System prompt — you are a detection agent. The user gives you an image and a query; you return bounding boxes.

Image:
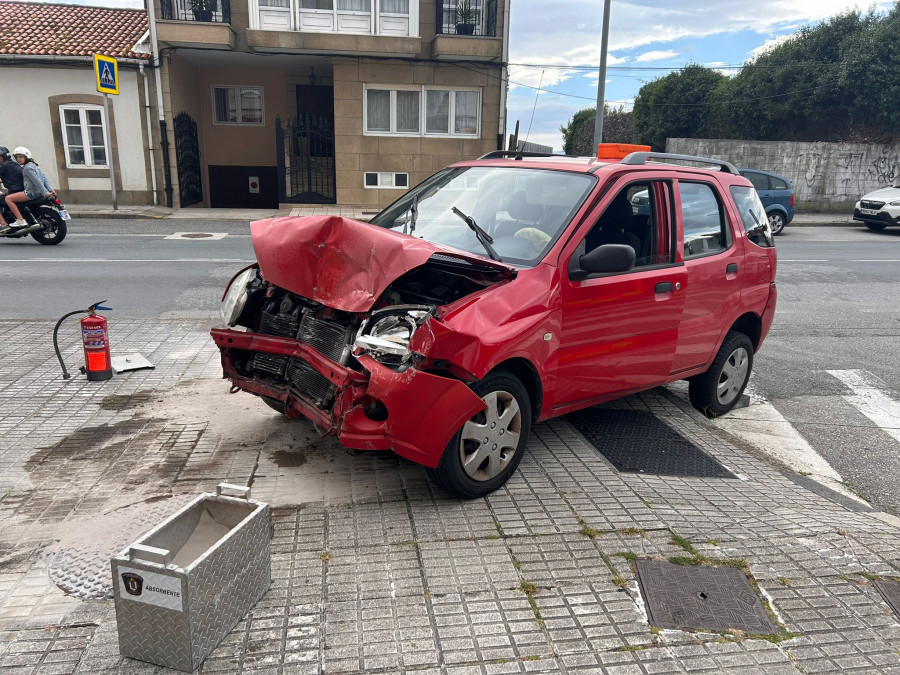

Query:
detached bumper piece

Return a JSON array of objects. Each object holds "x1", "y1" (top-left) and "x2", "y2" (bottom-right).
[{"x1": 211, "y1": 328, "x2": 485, "y2": 468}]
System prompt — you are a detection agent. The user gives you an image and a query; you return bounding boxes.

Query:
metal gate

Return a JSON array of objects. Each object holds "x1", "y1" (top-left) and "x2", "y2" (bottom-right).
[
  {"x1": 276, "y1": 85, "x2": 336, "y2": 205},
  {"x1": 174, "y1": 112, "x2": 202, "y2": 207}
]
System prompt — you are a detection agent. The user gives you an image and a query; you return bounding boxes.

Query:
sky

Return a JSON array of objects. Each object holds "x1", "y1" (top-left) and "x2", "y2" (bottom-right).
[
  {"x1": 40, "y1": 0, "x2": 894, "y2": 151},
  {"x1": 506, "y1": 0, "x2": 895, "y2": 151}
]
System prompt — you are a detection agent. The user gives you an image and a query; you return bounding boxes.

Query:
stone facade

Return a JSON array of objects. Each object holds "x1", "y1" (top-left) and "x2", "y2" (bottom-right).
[{"x1": 667, "y1": 138, "x2": 900, "y2": 211}]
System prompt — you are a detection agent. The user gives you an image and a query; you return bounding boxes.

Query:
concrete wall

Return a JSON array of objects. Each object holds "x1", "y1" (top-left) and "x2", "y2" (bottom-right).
[
  {"x1": 0, "y1": 63, "x2": 152, "y2": 204},
  {"x1": 667, "y1": 138, "x2": 900, "y2": 212}
]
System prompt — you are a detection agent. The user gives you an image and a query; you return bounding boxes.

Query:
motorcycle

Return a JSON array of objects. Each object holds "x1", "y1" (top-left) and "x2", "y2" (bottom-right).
[{"x1": 0, "y1": 193, "x2": 70, "y2": 245}]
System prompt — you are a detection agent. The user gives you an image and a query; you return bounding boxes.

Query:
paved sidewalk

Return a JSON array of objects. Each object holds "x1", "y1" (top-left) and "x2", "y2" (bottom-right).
[{"x1": 1, "y1": 320, "x2": 899, "y2": 674}]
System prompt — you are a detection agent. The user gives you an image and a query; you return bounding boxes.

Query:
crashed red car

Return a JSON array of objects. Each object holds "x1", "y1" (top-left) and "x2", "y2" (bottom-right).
[{"x1": 211, "y1": 147, "x2": 777, "y2": 497}]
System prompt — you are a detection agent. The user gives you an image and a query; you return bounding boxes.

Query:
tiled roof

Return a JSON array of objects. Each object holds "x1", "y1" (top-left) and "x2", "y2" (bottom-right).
[{"x1": 0, "y1": 1, "x2": 149, "y2": 60}]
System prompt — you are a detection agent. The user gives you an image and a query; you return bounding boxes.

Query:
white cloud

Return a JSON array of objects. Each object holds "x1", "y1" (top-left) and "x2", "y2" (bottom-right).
[
  {"x1": 634, "y1": 50, "x2": 679, "y2": 63},
  {"x1": 748, "y1": 33, "x2": 798, "y2": 60}
]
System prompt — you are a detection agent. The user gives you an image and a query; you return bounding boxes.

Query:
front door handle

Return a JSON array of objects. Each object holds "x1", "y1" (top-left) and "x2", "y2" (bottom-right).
[
  {"x1": 726, "y1": 263, "x2": 738, "y2": 274},
  {"x1": 655, "y1": 281, "x2": 674, "y2": 293}
]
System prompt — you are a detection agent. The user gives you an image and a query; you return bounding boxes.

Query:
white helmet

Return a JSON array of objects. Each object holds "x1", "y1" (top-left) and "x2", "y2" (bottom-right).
[{"x1": 12, "y1": 146, "x2": 31, "y2": 160}]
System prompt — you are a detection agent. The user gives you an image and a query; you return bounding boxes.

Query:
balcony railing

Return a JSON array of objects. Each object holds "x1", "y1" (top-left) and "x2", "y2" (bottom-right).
[
  {"x1": 436, "y1": 0, "x2": 497, "y2": 37},
  {"x1": 160, "y1": 0, "x2": 231, "y2": 23}
]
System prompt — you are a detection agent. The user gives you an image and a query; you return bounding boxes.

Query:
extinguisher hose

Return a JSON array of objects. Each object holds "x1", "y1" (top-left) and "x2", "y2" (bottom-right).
[{"x1": 53, "y1": 310, "x2": 87, "y2": 380}]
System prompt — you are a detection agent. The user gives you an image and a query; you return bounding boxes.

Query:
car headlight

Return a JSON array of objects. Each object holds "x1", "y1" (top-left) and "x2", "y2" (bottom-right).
[
  {"x1": 353, "y1": 305, "x2": 433, "y2": 368},
  {"x1": 220, "y1": 267, "x2": 255, "y2": 326},
  {"x1": 890, "y1": 200, "x2": 900, "y2": 206}
]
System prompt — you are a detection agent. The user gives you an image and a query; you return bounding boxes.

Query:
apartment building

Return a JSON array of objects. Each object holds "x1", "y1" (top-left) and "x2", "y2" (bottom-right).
[{"x1": 154, "y1": 0, "x2": 509, "y2": 209}]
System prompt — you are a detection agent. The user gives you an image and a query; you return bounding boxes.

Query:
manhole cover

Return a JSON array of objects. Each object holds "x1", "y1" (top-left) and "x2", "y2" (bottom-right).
[
  {"x1": 874, "y1": 578, "x2": 900, "y2": 619},
  {"x1": 181, "y1": 232, "x2": 213, "y2": 238},
  {"x1": 635, "y1": 559, "x2": 775, "y2": 633},
  {"x1": 566, "y1": 408, "x2": 736, "y2": 478}
]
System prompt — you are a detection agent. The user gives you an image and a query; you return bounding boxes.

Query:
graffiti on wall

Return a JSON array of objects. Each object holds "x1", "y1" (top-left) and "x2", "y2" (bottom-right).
[{"x1": 668, "y1": 139, "x2": 900, "y2": 209}]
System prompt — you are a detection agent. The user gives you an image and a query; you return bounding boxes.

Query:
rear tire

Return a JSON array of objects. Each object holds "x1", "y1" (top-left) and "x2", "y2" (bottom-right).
[
  {"x1": 30, "y1": 209, "x2": 67, "y2": 245},
  {"x1": 865, "y1": 222, "x2": 887, "y2": 232},
  {"x1": 428, "y1": 371, "x2": 531, "y2": 499},
  {"x1": 768, "y1": 211, "x2": 785, "y2": 235},
  {"x1": 689, "y1": 331, "x2": 754, "y2": 418}
]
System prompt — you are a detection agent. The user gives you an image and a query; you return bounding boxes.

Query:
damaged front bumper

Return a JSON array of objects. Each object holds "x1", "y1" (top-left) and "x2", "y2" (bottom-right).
[{"x1": 210, "y1": 327, "x2": 485, "y2": 468}]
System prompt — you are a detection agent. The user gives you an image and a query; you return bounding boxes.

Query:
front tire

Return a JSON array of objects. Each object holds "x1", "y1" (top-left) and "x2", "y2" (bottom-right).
[
  {"x1": 261, "y1": 395, "x2": 286, "y2": 414},
  {"x1": 768, "y1": 211, "x2": 785, "y2": 235},
  {"x1": 30, "y1": 209, "x2": 67, "y2": 245},
  {"x1": 428, "y1": 371, "x2": 531, "y2": 499},
  {"x1": 689, "y1": 331, "x2": 754, "y2": 418},
  {"x1": 865, "y1": 222, "x2": 887, "y2": 232}
]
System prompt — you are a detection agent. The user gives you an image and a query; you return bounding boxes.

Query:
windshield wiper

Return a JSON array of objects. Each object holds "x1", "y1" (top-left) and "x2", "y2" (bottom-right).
[
  {"x1": 405, "y1": 191, "x2": 419, "y2": 235},
  {"x1": 451, "y1": 206, "x2": 500, "y2": 261}
]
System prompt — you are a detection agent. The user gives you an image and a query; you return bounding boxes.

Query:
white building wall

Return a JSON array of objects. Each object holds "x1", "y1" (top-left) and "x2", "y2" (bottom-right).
[{"x1": 0, "y1": 63, "x2": 148, "y2": 193}]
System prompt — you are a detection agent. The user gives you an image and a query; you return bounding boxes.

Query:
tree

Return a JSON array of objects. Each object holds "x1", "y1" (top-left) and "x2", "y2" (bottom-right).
[
  {"x1": 559, "y1": 105, "x2": 635, "y2": 156},
  {"x1": 632, "y1": 64, "x2": 726, "y2": 151}
]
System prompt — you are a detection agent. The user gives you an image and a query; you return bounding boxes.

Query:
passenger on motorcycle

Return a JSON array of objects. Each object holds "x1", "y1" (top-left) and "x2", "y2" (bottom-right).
[{"x1": 1, "y1": 147, "x2": 55, "y2": 232}]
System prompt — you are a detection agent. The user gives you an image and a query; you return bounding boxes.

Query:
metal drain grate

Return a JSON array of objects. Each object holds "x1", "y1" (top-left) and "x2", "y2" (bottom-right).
[
  {"x1": 874, "y1": 578, "x2": 900, "y2": 619},
  {"x1": 566, "y1": 408, "x2": 735, "y2": 478},
  {"x1": 636, "y1": 559, "x2": 775, "y2": 633}
]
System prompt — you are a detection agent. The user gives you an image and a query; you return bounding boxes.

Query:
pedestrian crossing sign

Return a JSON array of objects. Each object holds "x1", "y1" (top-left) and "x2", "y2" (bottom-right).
[{"x1": 93, "y1": 54, "x2": 119, "y2": 95}]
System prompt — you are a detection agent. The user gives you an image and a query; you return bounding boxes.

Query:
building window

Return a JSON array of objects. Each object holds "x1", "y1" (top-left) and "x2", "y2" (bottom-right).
[
  {"x1": 60, "y1": 105, "x2": 108, "y2": 168},
  {"x1": 365, "y1": 172, "x2": 409, "y2": 188},
  {"x1": 212, "y1": 86, "x2": 265, "y2": 125},
  {"x1": 364, "y1": 85, "x2": 479, "y2": 137}
]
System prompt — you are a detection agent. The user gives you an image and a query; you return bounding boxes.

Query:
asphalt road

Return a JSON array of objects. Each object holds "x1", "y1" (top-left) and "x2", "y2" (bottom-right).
[{"x1": 2, "y1": 218, "x2": 900, "y2": 514}]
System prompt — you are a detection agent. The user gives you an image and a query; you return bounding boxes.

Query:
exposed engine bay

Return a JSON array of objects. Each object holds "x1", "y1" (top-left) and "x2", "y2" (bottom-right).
[{"x1": 225, "y1": 255, "x2": 508, "y2": 412}]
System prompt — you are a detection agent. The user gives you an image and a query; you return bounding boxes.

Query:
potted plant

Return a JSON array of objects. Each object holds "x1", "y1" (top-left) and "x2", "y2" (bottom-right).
[
  {"x1": 190, "y1": 0, "x2": 217, "y2": 22},
  {"x1": 455, "y1": 0, "x2": 476, "y2": 35}
]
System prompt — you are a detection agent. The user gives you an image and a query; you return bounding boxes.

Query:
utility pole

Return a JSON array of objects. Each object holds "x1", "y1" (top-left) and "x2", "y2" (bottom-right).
[{"x1": 593, "y1": 0, "x2": 612, "y2": 149}]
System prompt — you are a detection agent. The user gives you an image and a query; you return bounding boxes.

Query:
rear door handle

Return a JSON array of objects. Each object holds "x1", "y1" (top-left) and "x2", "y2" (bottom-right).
[
  {"x1": 655, "y1": 282, "x2": 674, "y2": 293},
  {"x1": 726, "y1": 263, "x2": 738, "y2": 274}
]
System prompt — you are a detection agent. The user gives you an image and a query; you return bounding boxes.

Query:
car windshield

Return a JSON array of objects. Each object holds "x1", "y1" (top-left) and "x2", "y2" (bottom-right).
[{"x1": 369, "y1": 166, "x2": 596, "y2": 265}]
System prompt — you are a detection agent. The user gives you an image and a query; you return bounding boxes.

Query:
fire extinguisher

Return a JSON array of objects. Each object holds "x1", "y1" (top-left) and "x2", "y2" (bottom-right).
[{"x1": 53, "y1": 300, "x2": 113, "y2": 380}]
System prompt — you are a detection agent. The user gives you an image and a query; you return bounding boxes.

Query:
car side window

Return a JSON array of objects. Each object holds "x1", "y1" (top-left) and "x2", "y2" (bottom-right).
[
  {"x1": 679, "y1": 182, "x2": 729, "y2": 258},
  {"x1": 742, "y1": 172, "x2": 770, "y2": 190},
  {"x1": 770, "y1": 176, "x2": 788, "y2": 190},
  {"x1": 569, "y1": 181, "x2": 674, "y2": 278}
]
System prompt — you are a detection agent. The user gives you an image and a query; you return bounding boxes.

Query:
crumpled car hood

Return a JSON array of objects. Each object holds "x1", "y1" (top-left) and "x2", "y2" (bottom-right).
[{"x1": 250, "y1": 215, "x2": 515, "y2": 313}]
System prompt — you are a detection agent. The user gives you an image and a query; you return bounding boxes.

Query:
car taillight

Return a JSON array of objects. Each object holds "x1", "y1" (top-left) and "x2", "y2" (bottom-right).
[{"x1": 790, "y1": 194, "x2": 795, "y2": 208}]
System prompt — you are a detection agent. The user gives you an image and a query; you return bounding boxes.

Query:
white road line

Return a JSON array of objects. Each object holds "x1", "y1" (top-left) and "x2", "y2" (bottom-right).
[
  {"x1": 826, "y1": 370, "x2": 900, "y2": 444},
  {"x1": 0, "y1": 258, "x2": 254, "y2": 263}
]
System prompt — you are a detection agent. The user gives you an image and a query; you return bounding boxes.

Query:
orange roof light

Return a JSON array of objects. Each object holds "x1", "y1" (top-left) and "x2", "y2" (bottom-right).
[{"x1": 597, "y1": 143, "x2": 651, "y2": 160}]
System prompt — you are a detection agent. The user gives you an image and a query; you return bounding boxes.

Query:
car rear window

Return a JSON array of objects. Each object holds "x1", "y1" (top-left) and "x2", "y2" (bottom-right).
[
  {"x1": 730, "y1": 185, "x2": 774, "y2": 248},
  {"x1": 770, "y1": 176, "x2": 788, "y2": 190}
]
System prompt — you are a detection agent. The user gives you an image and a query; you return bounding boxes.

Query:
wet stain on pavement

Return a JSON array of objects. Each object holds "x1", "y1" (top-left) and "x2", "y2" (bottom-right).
[
  {"x1": 270, "y1": 449, "x2": 307, "y2": 468},
  {"x1": 99, "y1": 392, "x2": 159, "y2": 411}
]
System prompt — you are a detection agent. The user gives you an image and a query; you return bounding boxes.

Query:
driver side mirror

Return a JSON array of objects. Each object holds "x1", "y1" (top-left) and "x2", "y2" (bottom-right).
[{"x1": 576, "y1": 244, "x2": 635, "y2": 276}]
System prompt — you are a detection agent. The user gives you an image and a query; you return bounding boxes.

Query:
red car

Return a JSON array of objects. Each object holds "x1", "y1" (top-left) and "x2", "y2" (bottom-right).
[{"x1": 212, "y1": 146, "x2": 777, "y2": 497}]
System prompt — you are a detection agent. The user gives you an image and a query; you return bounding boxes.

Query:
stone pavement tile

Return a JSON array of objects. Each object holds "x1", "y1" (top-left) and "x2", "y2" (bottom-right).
[
  {"x1": 324, "y1": 543, "x2": 423, "y2": 601},
  {"x1": 419, "y1": 539, "x2": 519, "y2": 596},
  {"x1": 409, "y1": 495, "x2": 499, "y2": 542}
]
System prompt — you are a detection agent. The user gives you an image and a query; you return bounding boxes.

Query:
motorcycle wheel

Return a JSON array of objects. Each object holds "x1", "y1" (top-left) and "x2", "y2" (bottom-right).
[{"x1": 30, "y1": 208, "x2": 67, "y2": 245}]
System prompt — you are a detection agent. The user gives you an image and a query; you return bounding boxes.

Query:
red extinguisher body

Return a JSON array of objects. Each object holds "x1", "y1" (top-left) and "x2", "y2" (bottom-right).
[{"x1": 81, "y1": 313, "x2": 113, "y2": 381}]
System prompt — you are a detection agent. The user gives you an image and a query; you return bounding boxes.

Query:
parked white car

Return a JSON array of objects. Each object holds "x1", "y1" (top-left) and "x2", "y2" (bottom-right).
[{"x1": 853, "y1": 184, "x2": 900, "y2": 231}]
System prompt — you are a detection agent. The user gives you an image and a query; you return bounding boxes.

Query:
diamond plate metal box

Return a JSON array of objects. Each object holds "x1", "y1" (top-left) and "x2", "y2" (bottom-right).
[{"x1": 111, "y1": 484, "x2": 271, "y2": 672}]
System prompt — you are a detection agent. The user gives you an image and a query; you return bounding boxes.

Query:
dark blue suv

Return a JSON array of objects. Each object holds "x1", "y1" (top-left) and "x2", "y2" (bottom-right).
[{"x1": 738, "y1": 168, "x2": 795, "y2": 235}]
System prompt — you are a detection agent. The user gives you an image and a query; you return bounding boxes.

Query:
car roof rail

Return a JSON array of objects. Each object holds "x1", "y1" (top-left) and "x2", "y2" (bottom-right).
[
  {"x1": 477, "y1": 150, "x2": 560, "y2": 160},
  {"x1": 620, "y1": 152, "x2": 739, "y2": 175}
]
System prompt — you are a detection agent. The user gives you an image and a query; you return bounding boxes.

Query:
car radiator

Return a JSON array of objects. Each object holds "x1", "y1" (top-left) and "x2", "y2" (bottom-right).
[{"x1": 249, "y1": 302, "x2": 353, "y2": 409}]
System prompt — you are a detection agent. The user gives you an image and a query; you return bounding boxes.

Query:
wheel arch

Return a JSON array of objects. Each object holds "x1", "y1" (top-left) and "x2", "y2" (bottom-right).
[
  {"x1": 729, "y1": 312, "x2": 762, "y2": 351},
  {"x1": 489, "y1": 357, "x2": 543, "y2": 422}
]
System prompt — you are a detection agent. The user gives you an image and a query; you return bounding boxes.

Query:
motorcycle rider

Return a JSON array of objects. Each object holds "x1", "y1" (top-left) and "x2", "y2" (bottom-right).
[
  {"x1": 1, "y1": 146, "x2": 55, "y2": 232},
  {"x1": 0, "y1": 144, "x2": 25, "y2": 210}
]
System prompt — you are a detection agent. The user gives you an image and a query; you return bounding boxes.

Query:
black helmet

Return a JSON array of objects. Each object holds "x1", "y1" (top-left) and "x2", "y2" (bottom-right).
[{"x1": 0, "y1": 146, "x2": 8, "y2": 159}]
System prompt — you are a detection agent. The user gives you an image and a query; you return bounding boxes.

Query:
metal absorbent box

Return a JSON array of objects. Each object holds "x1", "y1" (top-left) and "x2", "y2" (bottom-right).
[{"x1": 111, "y1": 484, "x2": 271, "y2": 672}]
